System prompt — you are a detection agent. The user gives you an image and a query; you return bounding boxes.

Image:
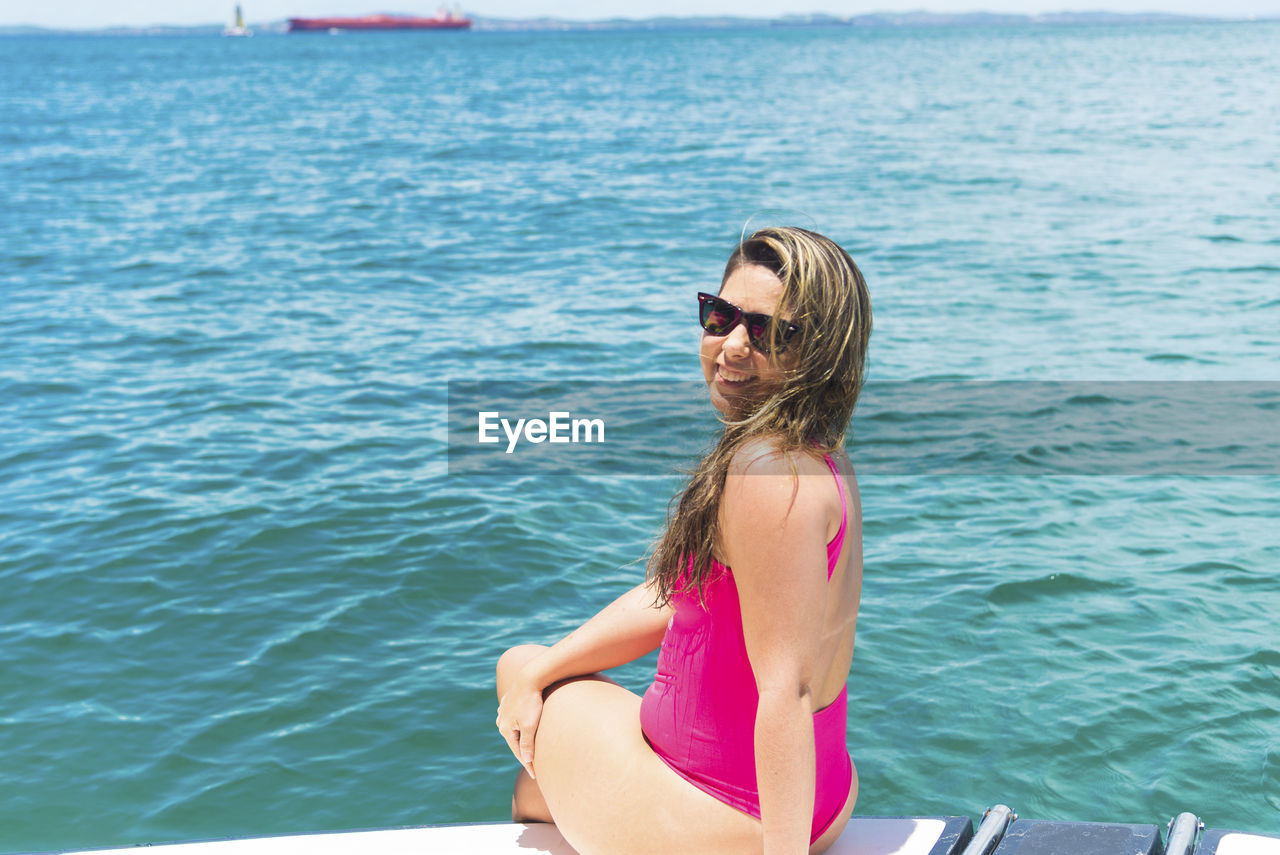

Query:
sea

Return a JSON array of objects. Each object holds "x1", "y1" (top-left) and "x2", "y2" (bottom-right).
[{"x1": 1, "y1": 20, "x2": 1278, "y2": 853}]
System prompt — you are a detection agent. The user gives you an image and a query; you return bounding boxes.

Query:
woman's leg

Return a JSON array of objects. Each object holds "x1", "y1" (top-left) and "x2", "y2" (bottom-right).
[
  {"x1": 496, "y1": 645, "x2": 555, "y2": 821},
  {"x1": 495, "y1": 644, "x2": 762, "y2": 855},
  {"x1": 511, "y1": 768, "x2": 551, "y2": 823},
  {"x1": 495, "y1": 644, "x2": 645, "y2": 824}
]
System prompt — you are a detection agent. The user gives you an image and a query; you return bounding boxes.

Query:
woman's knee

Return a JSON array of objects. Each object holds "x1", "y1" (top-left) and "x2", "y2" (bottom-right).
[{"x1": 496, "y1": 644, "x2": 548, "y2": 699}]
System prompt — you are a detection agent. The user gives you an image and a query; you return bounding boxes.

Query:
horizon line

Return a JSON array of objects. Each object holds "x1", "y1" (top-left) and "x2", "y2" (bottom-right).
[{"x1": 3, "y1": 8, "x2": 1276, "y2": 33}]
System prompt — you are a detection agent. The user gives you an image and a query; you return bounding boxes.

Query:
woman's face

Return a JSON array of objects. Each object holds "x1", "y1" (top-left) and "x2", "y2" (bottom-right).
[{"x1": 700, "y1": 263, "x2": 796, "y2": 416}]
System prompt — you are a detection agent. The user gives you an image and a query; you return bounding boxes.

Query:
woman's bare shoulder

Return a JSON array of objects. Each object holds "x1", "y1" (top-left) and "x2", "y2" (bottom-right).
[
  {"x1": 727, "y1": 436, "x2": 831, "y2": 480},
  {"x1": 722, "y1": 439, "x2": 835, "y2": 529}
]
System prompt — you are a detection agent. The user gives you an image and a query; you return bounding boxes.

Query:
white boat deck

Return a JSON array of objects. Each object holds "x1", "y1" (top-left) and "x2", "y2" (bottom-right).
[
  {"x1": 1214, "y1": 834, "x2": 1280, "y2": 855},
  {"x1": 28, "y1": 815, "x2": 1279, "y2": 855},
  {"x1": 35, "y1": 817, "x2": 952, "y2": 855}
]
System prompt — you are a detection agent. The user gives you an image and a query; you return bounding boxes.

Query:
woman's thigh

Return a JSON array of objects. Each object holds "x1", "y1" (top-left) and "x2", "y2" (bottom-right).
[
  {"x1": 496, "y1": 646, "x2": 856, "y2": 855},
  {"x1": 531, "y1": 675, "x2": 763, "y2": 855}
]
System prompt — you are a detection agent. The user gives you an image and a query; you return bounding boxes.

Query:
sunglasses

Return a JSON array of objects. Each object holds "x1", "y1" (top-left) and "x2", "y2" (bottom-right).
[{"x1": 697, "y1": 292, "x2": 801, "y2": 354}]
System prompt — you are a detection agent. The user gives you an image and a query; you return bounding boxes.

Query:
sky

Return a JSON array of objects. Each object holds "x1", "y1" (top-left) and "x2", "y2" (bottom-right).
[{"x1": 2, "y1": 0, "x2": 1277, "y2": 30}]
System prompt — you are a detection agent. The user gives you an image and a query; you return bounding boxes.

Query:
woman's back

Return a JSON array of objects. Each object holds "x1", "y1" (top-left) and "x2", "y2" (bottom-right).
[{"x1": 639, "y1": 449, "x2": 862, "y2": 844}]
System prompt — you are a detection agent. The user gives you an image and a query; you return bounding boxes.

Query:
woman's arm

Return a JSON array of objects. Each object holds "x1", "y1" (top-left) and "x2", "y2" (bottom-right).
[
  {"x1": 722, "y1": 449, "x2": 832, "y2": 855},
  {"x1": 497, "y1": 580, "x2": 672, "y2": 776},
  {"x1": 520, "y1": 579, "x2": 672, "y2": 688}
]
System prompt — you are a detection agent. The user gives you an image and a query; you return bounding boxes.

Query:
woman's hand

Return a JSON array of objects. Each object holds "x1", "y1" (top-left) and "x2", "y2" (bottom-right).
[
  {"x1": 493, "y1": 580, "x2": 673, "y2": 779},
  {"x1": 496, "y1": 669, "x2": 544, "y2": 779}
]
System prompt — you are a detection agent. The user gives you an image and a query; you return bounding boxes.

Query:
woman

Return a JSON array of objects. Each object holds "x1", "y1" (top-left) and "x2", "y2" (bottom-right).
[{"x1": 495, "y1": 226, "x2": 872, "y2": 855}]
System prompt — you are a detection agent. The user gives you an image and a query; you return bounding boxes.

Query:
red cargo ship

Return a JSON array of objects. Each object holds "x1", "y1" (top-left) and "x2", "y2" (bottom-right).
[{"x1": 287, "y1": 12, "x2": 471, "y2": 31}]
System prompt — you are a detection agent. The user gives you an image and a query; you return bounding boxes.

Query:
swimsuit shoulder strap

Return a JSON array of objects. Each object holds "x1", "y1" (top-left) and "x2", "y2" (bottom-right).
[{"x1": 822, "y1": 453, "x2": 848, "y2": 580}]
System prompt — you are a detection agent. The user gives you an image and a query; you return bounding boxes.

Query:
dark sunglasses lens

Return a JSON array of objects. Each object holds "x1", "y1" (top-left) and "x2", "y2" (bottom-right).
[
  {"x1": 700, "y1": 298, "x2": 736, "y2": 335},
  {"x1": 745, "y1": 315, "x2": 771, "y2": 349}
]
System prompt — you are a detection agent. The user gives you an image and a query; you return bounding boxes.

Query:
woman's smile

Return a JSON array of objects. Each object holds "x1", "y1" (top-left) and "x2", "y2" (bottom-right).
[{"x1": 714, "y1": 365, "x2": 757, "y2": 385}]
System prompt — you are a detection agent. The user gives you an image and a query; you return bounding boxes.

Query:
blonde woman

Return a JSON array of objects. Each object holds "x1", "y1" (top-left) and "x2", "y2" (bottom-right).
[{"x1": 496, "y1": 227, "x2": 872, "y2": 855}]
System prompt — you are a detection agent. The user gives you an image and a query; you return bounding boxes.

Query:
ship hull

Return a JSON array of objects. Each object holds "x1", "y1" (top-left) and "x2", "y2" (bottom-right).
[{"x1": 287, "y1": 15, "x2": 471, "y2": 31}]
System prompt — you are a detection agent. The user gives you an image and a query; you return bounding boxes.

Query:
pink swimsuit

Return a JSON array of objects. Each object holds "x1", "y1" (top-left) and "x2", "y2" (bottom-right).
[{"x1": 639, "y1": 454, "x2": 854, "y2": 844}]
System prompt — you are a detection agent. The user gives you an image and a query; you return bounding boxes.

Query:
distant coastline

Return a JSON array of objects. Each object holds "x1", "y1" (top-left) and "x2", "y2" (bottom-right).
[{"x1": 1, "y1": 10, "x2": 1274, "y2": 37}]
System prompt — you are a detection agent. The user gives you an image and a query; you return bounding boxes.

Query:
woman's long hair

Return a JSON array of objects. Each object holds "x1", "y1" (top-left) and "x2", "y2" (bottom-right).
[{"x1": 647, "y1": 226, "x2": 872, "y2": 606}]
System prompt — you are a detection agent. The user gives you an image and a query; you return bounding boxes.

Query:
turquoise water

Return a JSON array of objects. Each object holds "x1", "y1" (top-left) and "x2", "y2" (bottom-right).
[{"x1": 2, "y1": 22, "x2": 1279, "y2": 852}]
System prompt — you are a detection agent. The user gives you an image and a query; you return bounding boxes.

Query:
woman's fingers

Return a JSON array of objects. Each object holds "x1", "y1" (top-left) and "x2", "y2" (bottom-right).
[
  {"x1": 510, "y1": 701, "x2": 539, "y2": 778},
  {"x1": 518, "y1": 716, "x2": 537, "y2": 777},
  {"x1": 496, "y1": 690, "x2": 541, "y2": 779},
  {"x1": 506, "y1": 725, "x2": 534, "y2": 778}
]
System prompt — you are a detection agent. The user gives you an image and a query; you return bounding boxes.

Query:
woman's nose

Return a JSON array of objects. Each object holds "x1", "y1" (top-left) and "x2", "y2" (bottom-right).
[{"x1": 723, "y1": 323, "x2": 753, "y2": 356}]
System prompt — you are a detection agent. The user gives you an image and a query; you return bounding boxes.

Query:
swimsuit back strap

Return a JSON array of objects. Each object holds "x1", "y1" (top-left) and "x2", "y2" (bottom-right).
[{"x1": 822, "y1": 454, "x2": 848, "y2": 579}]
